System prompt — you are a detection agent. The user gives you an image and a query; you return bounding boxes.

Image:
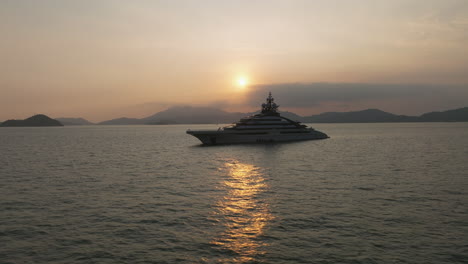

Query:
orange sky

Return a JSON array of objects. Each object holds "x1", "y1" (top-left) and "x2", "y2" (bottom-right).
[{"x1": 1, "y1": 0, "x2": 467, "y2": 122}]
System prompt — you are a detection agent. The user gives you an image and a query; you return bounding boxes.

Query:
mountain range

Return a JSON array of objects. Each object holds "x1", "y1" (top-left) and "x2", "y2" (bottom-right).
[
  {"x1": 63, "y1": 106, "x2": 467, "y2": 125},
  {"x1": 3, "y1": 106, "x2": 467, "y2": 126}
]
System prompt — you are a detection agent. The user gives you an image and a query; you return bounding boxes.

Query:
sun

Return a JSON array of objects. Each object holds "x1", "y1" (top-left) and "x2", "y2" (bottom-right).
[{"x1": 237, "y1": 77, "x2": 248, "y2": 88}]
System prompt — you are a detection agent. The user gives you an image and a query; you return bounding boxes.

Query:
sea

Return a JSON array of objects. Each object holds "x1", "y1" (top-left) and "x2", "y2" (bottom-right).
[{"x1": 1, "y1": 123, "x2": 467, "y2": 264}]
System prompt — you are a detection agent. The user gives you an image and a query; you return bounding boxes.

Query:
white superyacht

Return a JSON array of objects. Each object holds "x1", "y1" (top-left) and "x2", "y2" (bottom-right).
[{"x1": 186, "y1": 93, "x2": 329, "y2": 145}]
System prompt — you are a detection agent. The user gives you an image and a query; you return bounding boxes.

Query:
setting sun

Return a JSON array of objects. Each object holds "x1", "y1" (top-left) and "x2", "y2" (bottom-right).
[{"x1": 237, "y1": 77, "x2": 248, "y2": 88}]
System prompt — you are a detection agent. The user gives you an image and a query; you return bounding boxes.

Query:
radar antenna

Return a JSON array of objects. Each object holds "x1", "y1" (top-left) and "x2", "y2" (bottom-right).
[{"x1": 261, "y1": 92, "x2": 280, "y2": 115}]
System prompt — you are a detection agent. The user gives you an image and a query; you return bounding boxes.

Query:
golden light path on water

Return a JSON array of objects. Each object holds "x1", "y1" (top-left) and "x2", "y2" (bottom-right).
[{"x1": 211, "y1": 160, "x2": 273, "y2": 263}]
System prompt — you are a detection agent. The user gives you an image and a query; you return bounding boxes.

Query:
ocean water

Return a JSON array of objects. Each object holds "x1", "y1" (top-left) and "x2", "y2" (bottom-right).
[{"x1": 1, "y1": 123, "x2": 467, "y2": 264}]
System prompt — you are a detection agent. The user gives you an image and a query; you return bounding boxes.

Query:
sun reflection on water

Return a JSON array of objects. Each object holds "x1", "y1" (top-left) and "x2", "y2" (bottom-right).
[{"x1": 212, "y1": 160, "x2": 273, "y2": 263}]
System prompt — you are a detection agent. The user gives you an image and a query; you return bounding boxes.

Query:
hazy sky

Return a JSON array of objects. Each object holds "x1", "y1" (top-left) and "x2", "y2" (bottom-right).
[{"x1": 1, "y1": 0, "x2": 468, "y2": 121}]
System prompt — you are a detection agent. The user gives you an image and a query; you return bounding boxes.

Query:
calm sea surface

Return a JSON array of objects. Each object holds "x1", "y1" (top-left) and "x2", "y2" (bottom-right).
[{"x1": 1, "y1": 123, "x2": 467, "y2": 264}]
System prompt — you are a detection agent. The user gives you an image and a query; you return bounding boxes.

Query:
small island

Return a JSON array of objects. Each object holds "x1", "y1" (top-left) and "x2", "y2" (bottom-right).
[{"x1": 0, "y1": 114, "x2": 63, "y2": 127}]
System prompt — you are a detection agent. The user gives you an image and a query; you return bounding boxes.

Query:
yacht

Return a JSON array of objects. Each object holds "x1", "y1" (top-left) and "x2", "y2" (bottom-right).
[{"x1": 186, "y1": 92, "x2": 329, "y2": 145}]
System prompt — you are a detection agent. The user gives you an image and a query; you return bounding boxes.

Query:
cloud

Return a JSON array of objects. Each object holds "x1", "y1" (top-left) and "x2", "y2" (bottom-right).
[{"x1": 245, "y1": 82, "x2": 468, "y2": 109}]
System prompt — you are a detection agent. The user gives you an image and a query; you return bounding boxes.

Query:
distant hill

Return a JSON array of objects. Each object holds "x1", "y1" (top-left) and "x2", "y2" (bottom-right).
[
  {"x1": 1, "y1": 114, "x2": 63, "y2": 127},
  {"x1": 303, "y1": 108, "x2": 467, "y2": 123},
  {"x1": 143, "y1": 106, "x2": 246, "y2": 124},
  {"x1": 96, "y1": 106, "x2": 246, "y2": 125},
  {"x1": 98, "y1": 117, "x2": 145, "y2": 125},
  {"x1": 96, "y1": 106, "x2": 468, "y2": 125},
  {"x1": 56, "y1": 117, "x2": 94, "y2": 125},
  {"x1": 418, "y1": 107, "x2": 468, "y2": 122},
  {"x1": 303, "y1": 109, "x2": 416, "y2": 123}
]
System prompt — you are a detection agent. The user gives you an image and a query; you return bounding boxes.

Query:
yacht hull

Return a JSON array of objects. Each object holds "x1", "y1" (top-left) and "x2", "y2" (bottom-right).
[{"x1": 186, "y1": 129, "x2": 328, "y2": 145}]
